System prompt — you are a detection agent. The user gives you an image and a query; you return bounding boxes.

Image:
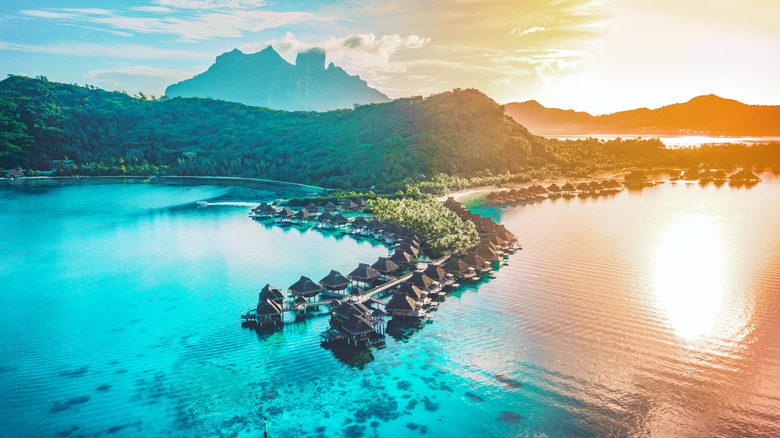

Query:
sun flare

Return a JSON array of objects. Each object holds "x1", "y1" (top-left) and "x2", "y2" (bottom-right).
[{"x1": 653, "y1": 215, "x2": 727, "y2": 340}]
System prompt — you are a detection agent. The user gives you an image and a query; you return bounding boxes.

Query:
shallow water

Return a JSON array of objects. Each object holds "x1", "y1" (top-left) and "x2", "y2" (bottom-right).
[{"x1": 1, "y1": 178, "x2": 779, "y2": 437}]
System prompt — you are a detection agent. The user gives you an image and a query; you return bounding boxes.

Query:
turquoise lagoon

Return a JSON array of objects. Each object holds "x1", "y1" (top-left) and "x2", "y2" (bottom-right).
[{"x1": 1, "y1": 178, "x2": 779, "y2": 437}]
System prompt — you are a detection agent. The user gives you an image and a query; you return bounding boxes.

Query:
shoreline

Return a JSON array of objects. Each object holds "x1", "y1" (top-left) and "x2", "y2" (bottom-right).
[{"x1": 1, "y1": 174, "x2": 326, "y2": 192}]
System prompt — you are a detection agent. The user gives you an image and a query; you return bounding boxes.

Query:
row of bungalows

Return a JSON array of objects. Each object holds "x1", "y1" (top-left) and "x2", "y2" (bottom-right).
[
  {"x1": 321, "y1": 299, "x2": 386, "y2": 346},
  {"x1": 483, "y1": 180, "x2": 625, "y2": 204},
  {"x1": 383, "y1": 263, "x2": 455, "y2": 318}
]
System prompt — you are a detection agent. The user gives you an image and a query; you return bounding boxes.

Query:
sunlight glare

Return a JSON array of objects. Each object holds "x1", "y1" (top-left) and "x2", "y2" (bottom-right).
[{"x1": 653, "y1": 215, "x2": 726, "y2": 340}]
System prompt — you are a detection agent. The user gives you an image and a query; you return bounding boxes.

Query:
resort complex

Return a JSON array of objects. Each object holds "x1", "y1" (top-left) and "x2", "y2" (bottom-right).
[{"x1": 240, "y1": 195, "x2": 521, "y2": 347}]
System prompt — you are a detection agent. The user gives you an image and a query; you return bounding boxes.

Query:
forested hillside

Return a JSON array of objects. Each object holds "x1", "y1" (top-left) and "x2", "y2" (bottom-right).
[
  {"x1": 0, "y1": 75, "x2": 546, "y2": 188},
  {"x1": 2, "y1": 75, "x2": 778, "y2": 189}
]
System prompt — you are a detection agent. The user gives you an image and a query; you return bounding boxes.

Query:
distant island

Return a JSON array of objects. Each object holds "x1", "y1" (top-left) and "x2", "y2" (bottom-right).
[
  {"x1": 165, "y1": 46, "x2": 390, "y2": 112},
  {"x1": 505, "y1": 95, "x2": 780, "y2": 136}
]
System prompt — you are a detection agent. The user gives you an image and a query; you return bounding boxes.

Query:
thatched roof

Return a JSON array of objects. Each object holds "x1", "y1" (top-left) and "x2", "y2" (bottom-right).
[
  {"x1": 423, "y1": 265, "x2": 447, "y2": 281},
  {"x1": 332, "y1": 300, "x2": 371, "y2": 320},
  {"x1": 350, "y1": 216, "x2": 370, "y2": 228},
  {"x1": 332, "y1": 213, "x2": 349, "y2": 225},
  {"x1": 443, "y1": 258, "x2": 469, "y2": 274},
  {"x1": 400, "y1": 244, "x2": 420, "y2": 257},
  {"x1": 293, "y1": 295, "x2": 308, "y2": 305},
  {"x1": 372, "y1": 257, "x2": 399, "y2": 275},
  {"x1": 348, "y1": 263, "x2": 380, "y2": 282},
  {"x1": 367, "y1": 219, "x2": 386, "y2": 230},
  {"x1": 397, "y1": 282, "x2": 423, "y2": 300},
  {"x1": 561, "y1": 183, "x2": 575, "y2": 192},
  {"x1": 389, "y1": 250, "x2": 414, "y2": 265},
  {"x1": 305, "y1": 202, "x2": 320, "y2": 213},
  {"x1": 386, "y1": 293, "x2": 417, "y2": 312},
  {"x1": 547, "y1": 183, "x2": 561, "y2": 192},
  {"x1": 355, "y1": 198, "x2": 367, "y2": 207},
  {"x1": 462, "y1": 252, "x2": 487, "y2": 268},
  {"x1": 476, "y1": 245, "x2": 499, "y2": 261},
  {"x1": 409, "y1": 272, "x2": 433, "y2": 290},
  {"x1": 729, "y1": 169, "x2": 761, "y2": 182},
  {"x1": 343, "y1": 314, "x2": 374, "y2": 335},
  {"x1": 323, "y1": 201, "x2": 339, "y2": 212},
  {"x1": 351, "y1": 287, "x2": 366, "y2": 296},
  {"x1": 259, "y1": 284, "x2": 285, "y2": 303},
  {"x1": 278, "y1": 207, "x2": 295, "y2": 218},
  {"x1": 293, "y1": 209, "x2": 312, "y2": 220},
  {"x1": 257, "y1": 298, "x2": 282, "y2": 317},
  {"x1": 341, "y1": 200, "x2": 359, "y2": 210},
  {"x1": 288, "y1": 276, "x2": 323, "y2": 297},
  {"x1": 576, "y1": 182, "x2": 590, "y2": 191},
  {"x1": 317, "y1": 211, "x2": 335, "y2": 222},
  {"x1": 319, "y1": 270, "x2": 349, "y2": 290},
  {"x1": 484, "y1": 233, "x2": 505, "y2": 246},
  {"x1": 255, "y1": 203, "x2": 277, "y2": 214}
]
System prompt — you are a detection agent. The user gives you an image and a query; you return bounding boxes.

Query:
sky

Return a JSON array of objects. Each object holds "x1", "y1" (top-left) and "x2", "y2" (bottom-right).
[{"x1": 1, "y1": 0, "x2": 778, "y2": 114}]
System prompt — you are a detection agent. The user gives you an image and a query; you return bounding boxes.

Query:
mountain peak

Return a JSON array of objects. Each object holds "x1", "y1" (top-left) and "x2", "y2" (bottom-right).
[
  {"x1": 165, "y1": 47, "x2": 390, "y2": 111},
  {"x1": 296, "y1": 48, "x2": 326, "y2": 72}
]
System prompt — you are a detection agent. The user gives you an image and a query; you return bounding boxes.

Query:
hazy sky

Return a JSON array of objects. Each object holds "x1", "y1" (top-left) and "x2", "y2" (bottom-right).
[{"x1": 1, "y1": 0, "x2": 778, "y2": 114}]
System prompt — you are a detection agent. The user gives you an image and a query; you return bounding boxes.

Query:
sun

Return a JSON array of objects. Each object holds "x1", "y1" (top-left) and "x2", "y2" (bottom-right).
[{"x1": 653, "y1": 214, "x2": 727, "y2": 340}]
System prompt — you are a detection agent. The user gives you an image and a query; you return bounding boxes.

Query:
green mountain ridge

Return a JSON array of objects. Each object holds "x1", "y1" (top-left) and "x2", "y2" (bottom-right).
[{"x1": 0, "y1": 75, "x2": 546, "y2": 188}]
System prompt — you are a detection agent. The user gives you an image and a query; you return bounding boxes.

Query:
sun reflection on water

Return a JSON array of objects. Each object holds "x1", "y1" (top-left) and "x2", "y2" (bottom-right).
[{"x1": 653, "y1": 214, "x2": 727, "y2": 340}]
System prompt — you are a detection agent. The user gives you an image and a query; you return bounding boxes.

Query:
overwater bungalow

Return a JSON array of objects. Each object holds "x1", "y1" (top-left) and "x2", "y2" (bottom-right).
[
  {"x1": 388, "y1": 250, "x2": 414, "y2": 267},
  {"x1": 292, "y1": 295, "x2": 308, "y2": 317},
  {"x1": 463, "y1": 252, "x2": 490, "y2": 273},
  {"x1": 560, "y1": 183, "x2": 576, "y2": 195},
  {"x1": 712, "y1": 170, "x2": 728, "y2": 181},
  {"x1": 349, "y1": 263, "x2": 381, "y2": 286},
  {"x1": 729, "y1": 168, "x2": 761, "y2": 183},
  {"x1": 305, "y1": 202, "x2": 320, "y2": 214},
  {"x1": 288, "y1": 276, "x2": 323, "y2": 300},
  {"x1": 372, "y1": 257, "x2": 400, "y2": 276},
  {"x1": 348, "y1": 216, "x2": 370, "y2": 234},
  {"x1": 320, "y1": 300, "x2": 385, "y2": 345},
  {"x1": 547, "y1": 183, "x2": 562, "y2": 196},
  {"x1": 319, "y1": 270, "x2": 350, "y2": 295},
  {"x1": 589, "y1": 181, "x2": 602, "y2": 194},
  {"x1": 408, "y1": 272, "x2": 434, "y2": 293},
  {"x1": 258, "y1": 284, "x2": 285, "y2": 305},
  {"x1": 323, "y1": 201, "x2": 339, "y2": 212},
  {"x1": 355, "y1": 198, "x2": 368, "y2": 208},
  {"x1": 255, "y1": 298, "x2": 283, "y2": 327},
  {"x1": 576, "y1": 182, "x2": 591, "y2": 194},
  {"x1": 684, "y1": 167, "x2": 701, "y2": 180},
  {"x1": 385, "y1": 293, "x2": 420, "y2": 317},
  {"x1": 332, "y1": 213, "x2": 350, "y2": 228},
  {"x1": 292, "y1": 208, "x2": 312, "y2": 224},
  {"x1": 443, "y1": 257, "x2": 474, "y2": 280},
  {"x1": 275, "y1": 207, "x2": 296, "y2": 224},
  {"x1": 341, "y1": 200, "x2": 359, "y2": 211},
  {"x1": 423, "y1": 265, "x2": 447, "y2": 282},
  {"x1": 367, "y1": 219, "x2": 386, "y2": 235},
  {"x1": 252, "y1": 202, "x2": 277, "y2": 218},
  {"x1": 399, "y1": 244, "x2": 420, "y2": 258},
  {"x1": 476, "y1": 244, "x2": 500, "y2": 262}
]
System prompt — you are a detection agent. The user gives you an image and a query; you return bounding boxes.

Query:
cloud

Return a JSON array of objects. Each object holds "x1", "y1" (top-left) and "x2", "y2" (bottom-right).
[
  {"x1": 85, "y1": 65, "x2": 196, "y2": 81},
  {"x1": 131, "y1": 6, "x2": 174, "y2": 13},
  {"x1": 155, "y1": 0, "x2": 266, "y2": 9},
  {"x1": 510, "y1": 26, "x2": 546, "y2": 37},
  {"x1": 0, "y1": 41, "x2": 205, "y2": 60},
  {"x1": 20, "y1": 7, "x2": 326, "y2": 41}
]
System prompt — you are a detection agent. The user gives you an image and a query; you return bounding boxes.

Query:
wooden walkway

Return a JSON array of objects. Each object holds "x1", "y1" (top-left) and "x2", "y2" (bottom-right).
[{"x1": 287, "y1": 253, "x2": 452, "y2": 310}]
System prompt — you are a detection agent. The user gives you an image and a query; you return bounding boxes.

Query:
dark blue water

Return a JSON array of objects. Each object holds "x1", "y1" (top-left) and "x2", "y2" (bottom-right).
[{"x1": 1, "y1": 178, "x2": 779, "y2": 437}]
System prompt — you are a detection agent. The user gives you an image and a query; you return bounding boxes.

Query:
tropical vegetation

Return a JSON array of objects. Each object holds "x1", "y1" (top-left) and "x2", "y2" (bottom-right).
[{"x1": 370, "y1": 196, "x2": 478, "y2": 257}]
